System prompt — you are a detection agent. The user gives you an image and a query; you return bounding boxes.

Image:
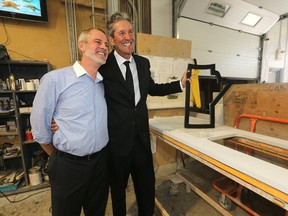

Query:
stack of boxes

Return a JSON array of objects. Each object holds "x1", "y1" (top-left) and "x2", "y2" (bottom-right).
[
  {"x1": 7, "y1": 120, "x2": 17, "y2": 132},
  {"x1": 0, "y1": 120, "x2": 17, "y2": 133}
]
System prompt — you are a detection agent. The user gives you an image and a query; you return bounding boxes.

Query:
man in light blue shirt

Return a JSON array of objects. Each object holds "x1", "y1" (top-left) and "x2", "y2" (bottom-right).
[{"x1": 30, "y1": 28, "x2": 109, "y2": 216}]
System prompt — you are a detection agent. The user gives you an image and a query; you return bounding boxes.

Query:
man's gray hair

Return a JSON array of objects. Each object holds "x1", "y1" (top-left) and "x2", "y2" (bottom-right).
[
  {"x1": 107, "y1": 12, "x2": 134, "y2": 37},
  {"x1": 78, "y1": 27, "x2": 106, "y2": 43}
]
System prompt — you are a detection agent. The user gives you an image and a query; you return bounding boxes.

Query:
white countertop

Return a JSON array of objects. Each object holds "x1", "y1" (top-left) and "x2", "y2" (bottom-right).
[{"x1": 149, "y1": 116, "x2": 288, "y2": 195}]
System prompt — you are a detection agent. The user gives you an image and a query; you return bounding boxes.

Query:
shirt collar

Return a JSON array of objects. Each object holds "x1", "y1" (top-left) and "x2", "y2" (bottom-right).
[
  {"x1": 73, "y1": 61, "x2": 103, "y2": 82},
  {"x1": 114, "y1": 50, "x2": 134, "y2": 66}
]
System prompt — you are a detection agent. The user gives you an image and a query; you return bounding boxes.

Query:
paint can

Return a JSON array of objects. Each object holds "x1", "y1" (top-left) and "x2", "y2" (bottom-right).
[
  {"x1": 42, "y1": 168, "x2": 49, "y2": 182},
  {"x1": 28, "y1": 166, "x2": 42, "y2": 186}
]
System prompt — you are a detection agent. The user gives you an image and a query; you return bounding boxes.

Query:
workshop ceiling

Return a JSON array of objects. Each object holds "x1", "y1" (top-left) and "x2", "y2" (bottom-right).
[{"x1": 178, "y1": 0, "x2": 288, "y2": 35}]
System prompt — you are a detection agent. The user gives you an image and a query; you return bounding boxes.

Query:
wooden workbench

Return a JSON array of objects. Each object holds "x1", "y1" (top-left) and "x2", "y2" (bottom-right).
[{"x1": 150, "y1": 116, "x2": 288, "y2": 214}]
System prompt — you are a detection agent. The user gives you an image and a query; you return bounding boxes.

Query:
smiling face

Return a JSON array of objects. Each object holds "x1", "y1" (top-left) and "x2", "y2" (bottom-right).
[
  {"x1": 109, "y1": 20, "x2": 135, "y2": 60},
  {"x1": 79, "y1": 29, "x2": 109, "y2": 65}
]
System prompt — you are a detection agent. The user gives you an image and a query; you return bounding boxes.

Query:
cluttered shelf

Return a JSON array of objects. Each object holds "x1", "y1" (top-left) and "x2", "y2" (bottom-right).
[
  {"x1": 1, "y1": 152, "x2": 50, "y2": 195},
  {"x1": 0, "y1": 60, "x2": 50, "y2": 192},
  {"x1": 0, "y1": 150, "x2": 49, "y2": 195},
  {"x1": 0, "y1": 169, "x2": 50, "y2": 196}
]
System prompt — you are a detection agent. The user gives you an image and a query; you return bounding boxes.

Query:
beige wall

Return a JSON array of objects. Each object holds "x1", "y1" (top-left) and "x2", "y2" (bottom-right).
[{"x1": 0, "y1": 0, "x2": 106, "y2": 69}]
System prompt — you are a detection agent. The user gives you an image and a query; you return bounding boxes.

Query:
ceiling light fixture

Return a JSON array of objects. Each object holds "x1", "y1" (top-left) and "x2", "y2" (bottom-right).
[
  {"x1": 205, "y1": 0, "x2": 231, "y2": 18},
  {"x1": 241, "y1": 12, "x2": 262, "y2": 27}
]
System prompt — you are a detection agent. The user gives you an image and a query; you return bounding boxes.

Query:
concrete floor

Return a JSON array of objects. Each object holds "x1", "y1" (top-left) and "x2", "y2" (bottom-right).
[{"x1": 0, "y1": 158, "x2": 286, "y2": 216}]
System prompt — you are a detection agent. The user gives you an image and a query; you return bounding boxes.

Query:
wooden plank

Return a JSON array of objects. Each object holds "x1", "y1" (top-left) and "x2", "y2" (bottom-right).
[
  {"x1": 223, "y1": 83, "x2": 288, "y2": 140},
  {"x1": 155, "y1": 198, "x2": 170, "y2": 216},
  {"x1": 230, "y1": 137, "x2": 288, "y2": 160},
  {"x1": 136, "y1": 33, "x2": 192, "y2": 58}
]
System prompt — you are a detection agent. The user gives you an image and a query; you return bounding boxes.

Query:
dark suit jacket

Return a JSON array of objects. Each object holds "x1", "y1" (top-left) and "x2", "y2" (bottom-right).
[{"x1": 99, "y1": 51, "x2": 182, "y2": 157}]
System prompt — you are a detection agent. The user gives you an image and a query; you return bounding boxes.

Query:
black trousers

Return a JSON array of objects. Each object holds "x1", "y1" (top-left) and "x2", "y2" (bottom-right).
[
  {"x1": 109, "y1": 134, "x2": 155, "y2": 216},
  {"x1": 48, "y1": 147, "x2": 109, "y2": 216}
]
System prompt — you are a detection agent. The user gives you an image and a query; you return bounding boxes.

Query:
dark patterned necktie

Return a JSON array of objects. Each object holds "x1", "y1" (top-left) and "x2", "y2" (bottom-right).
[{"x1": 124, "y1": 61, "x2": 134, "y2": 95}]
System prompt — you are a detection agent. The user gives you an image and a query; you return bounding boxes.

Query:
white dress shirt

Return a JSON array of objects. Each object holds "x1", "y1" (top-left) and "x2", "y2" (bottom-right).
[{"x1": 114, "y1": 51, "x2": 141, "y2": 105}]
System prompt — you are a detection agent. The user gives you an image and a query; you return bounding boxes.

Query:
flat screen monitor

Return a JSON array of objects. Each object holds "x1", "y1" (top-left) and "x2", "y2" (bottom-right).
[{"x1": 0, "y1": 0, "x2": 48, "y2": 23}]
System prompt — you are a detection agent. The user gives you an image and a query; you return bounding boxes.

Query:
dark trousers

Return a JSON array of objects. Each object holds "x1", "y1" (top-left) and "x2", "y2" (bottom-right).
[
  {"x1": 109, "y1": 134, "x2": 155, "y2": 216},
  {"x1": 47, "y1": 147, "x2": 109, "y2": 216}
]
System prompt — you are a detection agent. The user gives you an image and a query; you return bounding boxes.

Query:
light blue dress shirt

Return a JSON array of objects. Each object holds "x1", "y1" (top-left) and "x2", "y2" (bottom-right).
[{"x1": 30, "y1": 61, "x2": 108, "y2": 156}]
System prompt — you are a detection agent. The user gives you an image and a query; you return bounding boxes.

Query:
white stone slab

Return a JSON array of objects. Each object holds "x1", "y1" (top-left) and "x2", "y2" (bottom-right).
[{"x1": 149, "y1": 116, "x2": 288, "y2": 194}]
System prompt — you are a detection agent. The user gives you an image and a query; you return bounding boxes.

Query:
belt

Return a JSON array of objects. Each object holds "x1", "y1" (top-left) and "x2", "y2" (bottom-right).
[{"x1": 55, "y1": 149, "x2": 100, "y2": 161}]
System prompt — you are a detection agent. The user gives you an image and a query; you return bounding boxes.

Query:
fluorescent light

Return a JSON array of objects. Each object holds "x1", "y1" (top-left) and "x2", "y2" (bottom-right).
[
  {"x1": 206, "y1": 1, "x2": 231, "y2": 18},
  {"x1": 241, "y1": 12, "x2": 262, "y2": 27}
]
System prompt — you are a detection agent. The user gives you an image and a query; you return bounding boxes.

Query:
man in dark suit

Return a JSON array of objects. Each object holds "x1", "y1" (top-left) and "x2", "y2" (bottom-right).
[{"x1": 99, "y1": 12, "x2": 188, "y2": 216}]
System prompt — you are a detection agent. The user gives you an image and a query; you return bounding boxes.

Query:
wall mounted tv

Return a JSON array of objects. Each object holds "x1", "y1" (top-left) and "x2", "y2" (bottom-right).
[{"x1": 0, "y1": 0, "x2": 48, "y2": 23}]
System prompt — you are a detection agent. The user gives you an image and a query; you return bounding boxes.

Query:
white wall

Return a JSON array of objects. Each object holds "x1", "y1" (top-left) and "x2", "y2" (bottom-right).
[
  {"x1": 261, "y1": 19, "x2": 288, "y2": 83},
  {"x1": 151, "y1": 0, "x2": 172, "y2": 37}
]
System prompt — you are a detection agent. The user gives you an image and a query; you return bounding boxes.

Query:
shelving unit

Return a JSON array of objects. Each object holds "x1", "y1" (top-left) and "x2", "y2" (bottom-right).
[{"x1": 0, "y1": 60, "x2": 52, "y2": 193}]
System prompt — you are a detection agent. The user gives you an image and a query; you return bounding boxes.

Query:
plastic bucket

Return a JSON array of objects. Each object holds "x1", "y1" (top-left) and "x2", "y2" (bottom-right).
[{"x1": 28, "y1": 166, "x2": 42, "y2": 186}]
